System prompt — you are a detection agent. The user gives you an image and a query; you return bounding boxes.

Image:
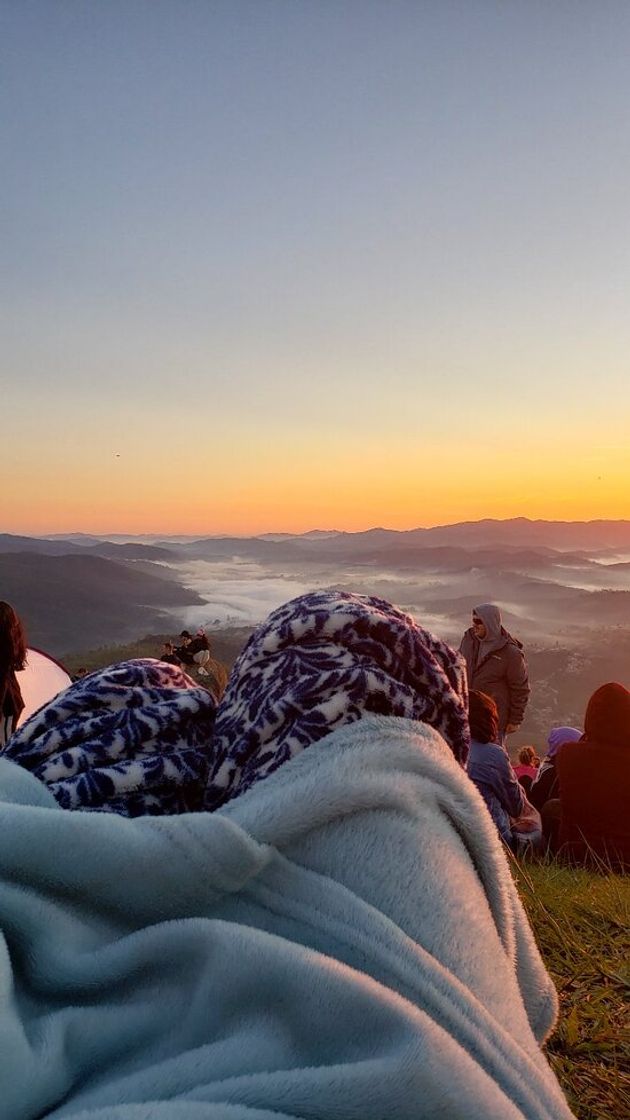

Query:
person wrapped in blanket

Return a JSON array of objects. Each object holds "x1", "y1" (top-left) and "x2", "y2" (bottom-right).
[{"x1": 0, "y1": 591, "x2": 575, "y2": 1120}]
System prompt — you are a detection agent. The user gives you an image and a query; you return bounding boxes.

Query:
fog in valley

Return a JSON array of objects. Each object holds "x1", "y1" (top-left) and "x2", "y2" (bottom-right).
[
  {"x1": 159, "y1": 525, "x2": 630, "y2": 752},
  {"x1": 3, "y1": 519, "x2": 630, "y2": 755}
]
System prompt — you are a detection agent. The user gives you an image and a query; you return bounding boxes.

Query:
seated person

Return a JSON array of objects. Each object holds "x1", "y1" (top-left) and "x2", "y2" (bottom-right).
[
  {"x1": 529, "y1": 726, "x2": 581, "y2": 812},
  {"x1": 160, "y1": 641, "x2": 182, "y2": 667},
  {"x1": 466, "y1": 689, "x2": 526, "y2": 848},
  {"x1": 513, "y1": 745, "x2": 540, "y2": 793},
  {"x1": 174, "y1": 630, "x2": 196, "y2": 668},
  {"x1": 556, "y1": 682, "x2": 630, "y2": 870},
  {"x1": 187, "y1": 627, "x2": 211, "y2": 675},
  {"x1": 1, "y1": 593, "x2": 575, "y2": 1118}
]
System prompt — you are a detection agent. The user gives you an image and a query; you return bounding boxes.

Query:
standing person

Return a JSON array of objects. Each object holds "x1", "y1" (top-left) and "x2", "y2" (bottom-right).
[
  {"x1": 460, "y1": 604, "x2": 530, "y2": 742},
  {"x1": 0, "y1": 601, "x2": 27, "y2": 747}
]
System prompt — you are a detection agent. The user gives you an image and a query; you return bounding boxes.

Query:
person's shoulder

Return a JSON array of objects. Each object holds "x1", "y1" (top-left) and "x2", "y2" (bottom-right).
[
  {"x1": 488, "y1": 740, "x2": 511, "y2": 763},
  {"x1": 504, "y1": 633, "x2": 525, "y2": 656},
  {"x1": 470, "y1": 739, "x2": 508, "y2": 765}
]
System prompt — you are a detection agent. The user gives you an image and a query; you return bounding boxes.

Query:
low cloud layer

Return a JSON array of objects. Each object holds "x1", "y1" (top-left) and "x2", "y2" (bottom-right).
[
  {"x1": 162, "y1": 558, "x2": 469, "y2": 643},
  {"x1": 168, "y1": 560, "x2": 314, "y2": 628}
]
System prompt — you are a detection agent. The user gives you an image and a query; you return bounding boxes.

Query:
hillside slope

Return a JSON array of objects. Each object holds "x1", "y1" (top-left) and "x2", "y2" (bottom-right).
[{"x1": 0, "y1": 553, "x2": 203, "y2": 655}]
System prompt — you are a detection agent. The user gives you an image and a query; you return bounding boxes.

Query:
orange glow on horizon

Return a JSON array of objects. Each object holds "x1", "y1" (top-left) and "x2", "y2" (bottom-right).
[{"x1": 5, "y1": 430, "x2": 630, "y2": 536}]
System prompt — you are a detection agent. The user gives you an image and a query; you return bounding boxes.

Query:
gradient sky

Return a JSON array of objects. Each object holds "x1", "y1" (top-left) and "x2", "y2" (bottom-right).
[{"x1": 2, "y1": 1, "x2": 630, "y2": 535}]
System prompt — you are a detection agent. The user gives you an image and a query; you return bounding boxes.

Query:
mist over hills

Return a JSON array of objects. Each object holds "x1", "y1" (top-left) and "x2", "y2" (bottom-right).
[{"x1": 2, "y1": 518, "x2": 629, "y2": 750}]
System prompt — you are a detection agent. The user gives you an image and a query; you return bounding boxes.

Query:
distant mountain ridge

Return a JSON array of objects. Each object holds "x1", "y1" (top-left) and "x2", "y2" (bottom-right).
[
  {"x1": 170, "y1": 520, "x2": 630, "y2": 564},
  {"x1": 8, "y1": 517, "x2": 630, "y2": 555},
  {"x1": 3, "y1": 518, "x2": 630, "y2": 656}
]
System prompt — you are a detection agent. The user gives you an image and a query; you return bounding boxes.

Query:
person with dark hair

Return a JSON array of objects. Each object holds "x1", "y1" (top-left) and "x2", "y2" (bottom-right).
[
  {"x1": 174, "y1": 631, "x2": 196, "y2": 668},
  {"x1": 466, "y1": 689, "x2": 526, "y2": 848},
  {"x1": 556, "y1": 682, "x2": 630, "y2": 870},
  {"x1": 460, "y1": 604, "x2": 530, "y2": 742},
  {"x1": 0, "y1": 601, "x2": 27, "y2": 747}
]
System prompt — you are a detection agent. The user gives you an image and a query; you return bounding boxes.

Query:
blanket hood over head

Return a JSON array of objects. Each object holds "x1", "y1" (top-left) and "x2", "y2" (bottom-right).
[{"x1": 0, "y1": 715, "x2": 574, "y2": 1120}]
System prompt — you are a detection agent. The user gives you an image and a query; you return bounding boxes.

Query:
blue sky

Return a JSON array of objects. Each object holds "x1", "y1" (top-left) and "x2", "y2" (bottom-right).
[{"x1": 2, "y1": 2, "x2": 630, "y2": 532}]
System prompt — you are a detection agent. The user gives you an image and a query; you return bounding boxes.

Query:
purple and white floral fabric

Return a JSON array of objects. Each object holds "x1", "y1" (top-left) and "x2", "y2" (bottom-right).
[
  {"x1": 204, "y1": 590, "x2": 469, "y2": 810},
  {"x1": 3, "y1": 659, "x2": 217, "y2": 816},
  {"x1": 4, "y1": 592, "x2": 469, "y2": 815}
]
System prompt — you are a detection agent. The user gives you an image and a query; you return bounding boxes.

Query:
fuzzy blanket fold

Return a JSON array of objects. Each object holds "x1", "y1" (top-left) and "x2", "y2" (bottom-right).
[{"x1": 0, "y1": 716, "x2": 574, "y2": 1119}]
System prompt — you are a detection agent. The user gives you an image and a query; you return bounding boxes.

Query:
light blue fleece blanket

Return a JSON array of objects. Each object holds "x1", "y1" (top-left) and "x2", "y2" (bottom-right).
[{"x1": 0, "y1": 716, "x2": 574, "y2": 1119}]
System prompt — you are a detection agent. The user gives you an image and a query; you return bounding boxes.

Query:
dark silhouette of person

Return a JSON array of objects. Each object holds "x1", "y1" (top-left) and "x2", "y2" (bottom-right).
[
  {"x1": 556, "y1": 682, "x2": 630, "y2": 870},
  {"x1": 0, "y1": 601, "x2": 27, "y2": 746}
]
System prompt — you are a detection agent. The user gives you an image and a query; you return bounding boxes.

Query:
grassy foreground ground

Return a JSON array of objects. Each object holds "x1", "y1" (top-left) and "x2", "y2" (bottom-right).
[
  {"x1": 64, "y1": 637, "x2": 629, "y2": 1118},
  {"x1": 513, "y1": 861, "x2": 630, "y2": 1120}
]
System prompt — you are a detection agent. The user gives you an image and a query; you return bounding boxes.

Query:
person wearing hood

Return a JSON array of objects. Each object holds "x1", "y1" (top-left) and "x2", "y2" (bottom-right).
[
  {"x1": 459, "y1": 604, "x2": 530, "y2": 741},
  {"x1": 529, "y1": 726, "x2": 582, "y2": 812},
  {"x1": 556, "y1": 682, "x2": 630, "y2": 870}
]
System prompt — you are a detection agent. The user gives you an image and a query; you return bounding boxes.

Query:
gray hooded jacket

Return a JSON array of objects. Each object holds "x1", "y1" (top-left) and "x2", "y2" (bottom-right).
[{"x1": 460, "y1": 604, "x2": 530, "y2": 733}]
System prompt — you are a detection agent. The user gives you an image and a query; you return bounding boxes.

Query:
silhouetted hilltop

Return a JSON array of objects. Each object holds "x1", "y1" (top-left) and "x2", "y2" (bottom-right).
[
  {"x1": 160, "y1": 519, "x2": 630, "y2": 564},
  {"x1": 0, "y1": 552, "x2": 203, "y2": 654},
  {"x1": 0, "y1": 534, "x2": 174, "y2": 562},
  {"x1": 0, "y1": 534, "x2": 86, "y2": 555}
]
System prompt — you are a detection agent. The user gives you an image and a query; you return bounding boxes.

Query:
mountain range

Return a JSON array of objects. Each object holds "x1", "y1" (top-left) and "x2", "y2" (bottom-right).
[
  {"x1": 2, "y1": 517, "x2": 629, "y2": 750},
  {"x1": 2, "y1": 516, "x2": 629, "y2": 649}
]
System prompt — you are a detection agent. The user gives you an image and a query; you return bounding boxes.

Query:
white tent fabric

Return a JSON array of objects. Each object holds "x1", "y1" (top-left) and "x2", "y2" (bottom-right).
[{"x1": 15, "y1": 649, "x2": 72, "y2": 727}]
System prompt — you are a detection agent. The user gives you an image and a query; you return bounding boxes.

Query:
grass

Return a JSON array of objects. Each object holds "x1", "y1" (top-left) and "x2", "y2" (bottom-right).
[{"x1": 513, "y1": 860, "x2": 630, "y2": 1120}]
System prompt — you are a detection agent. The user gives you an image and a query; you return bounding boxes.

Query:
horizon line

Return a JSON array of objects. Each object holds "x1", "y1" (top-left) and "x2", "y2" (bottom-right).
[{"x1": 5, "y1": 514, "x2": 630, "y2": 540}]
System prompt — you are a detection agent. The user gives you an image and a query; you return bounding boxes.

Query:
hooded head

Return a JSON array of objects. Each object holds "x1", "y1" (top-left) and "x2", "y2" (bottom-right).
[
  {"x1": 546, "y1": 725, "x2": 582, "y2": 759},
  {"x1": 468, "y1": 690, "x2": 500, "y2": 745},
  {"x1": 471, "y1": 604, "x2": 503, "y2": 642},
  {"x1": 584, "y1": 682, "x2": 630, "y2": 749}
]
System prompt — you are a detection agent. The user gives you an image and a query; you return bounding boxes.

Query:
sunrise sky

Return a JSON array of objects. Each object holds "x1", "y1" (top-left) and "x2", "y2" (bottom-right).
[{"x1": 3, "y1": 2, "x2": 630, "y2": 536}]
